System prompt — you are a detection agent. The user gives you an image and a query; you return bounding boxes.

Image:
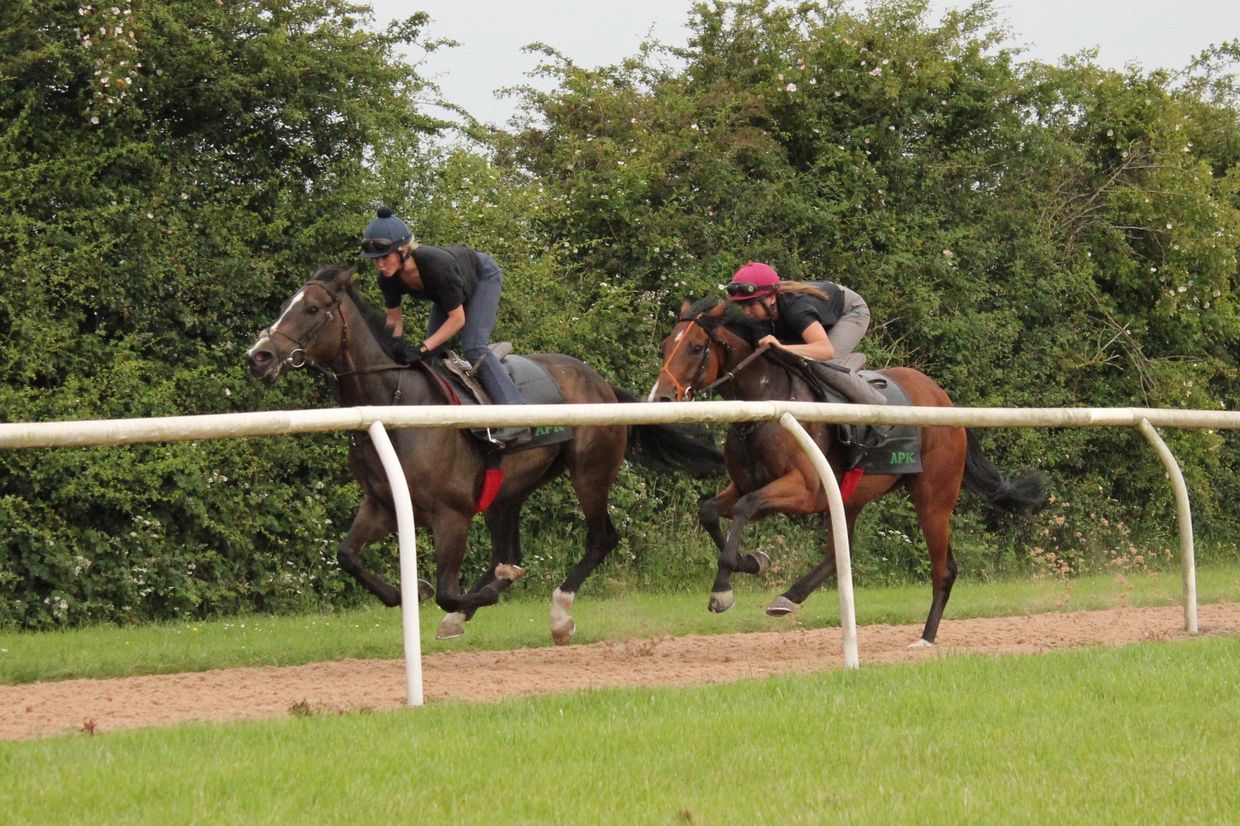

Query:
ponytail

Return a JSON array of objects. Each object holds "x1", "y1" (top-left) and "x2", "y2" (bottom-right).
[{"x1": 775, "y1": 281, "x2": 832, "y2": 302}]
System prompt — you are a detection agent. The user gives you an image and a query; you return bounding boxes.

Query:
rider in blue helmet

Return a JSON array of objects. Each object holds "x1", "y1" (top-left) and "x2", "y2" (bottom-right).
[{"x1": 361, "y1": 206, "x2": 530, "y2": 447}]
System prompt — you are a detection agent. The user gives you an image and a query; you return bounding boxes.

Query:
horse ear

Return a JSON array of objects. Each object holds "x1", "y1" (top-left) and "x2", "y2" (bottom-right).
[
  {"x1": 679, "y1": 299, "x2": 692, "y2": 318},
  {"x1": 706, "y1": 300, "x2": 726, "y2": 317},
  {"x1": 332, "y1": 265, "x2": 356, "y2": 292}
]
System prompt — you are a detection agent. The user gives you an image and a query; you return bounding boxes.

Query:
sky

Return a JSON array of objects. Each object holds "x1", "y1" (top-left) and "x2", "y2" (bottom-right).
[{"x1": 367, "y1": 0, "x2": 1240, "y2": 126}]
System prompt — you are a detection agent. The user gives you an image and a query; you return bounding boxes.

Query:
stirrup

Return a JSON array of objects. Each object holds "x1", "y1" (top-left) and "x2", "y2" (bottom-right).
[{"x1": 487, "y1": 426, "x2": 532, "y2": 449}]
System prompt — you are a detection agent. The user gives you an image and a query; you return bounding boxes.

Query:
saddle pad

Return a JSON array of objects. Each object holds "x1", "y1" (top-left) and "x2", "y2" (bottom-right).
[
  {"x1": 835, "y1": 372, "x2": 922, "y2": 475},
  {"x1": 430, "y1": 354, "x2": 572, "y2": 449}
]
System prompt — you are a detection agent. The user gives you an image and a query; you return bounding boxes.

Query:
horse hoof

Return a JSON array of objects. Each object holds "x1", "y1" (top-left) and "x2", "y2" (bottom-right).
[
  {"x1": 765, "y1": 596, "x2": 799, "y2": 616},
  {"x1": 417, "y1": 579, "x2": 435, "y2": 603},
  {"x1": 752, "y1": 551, "x2": 771, "y2": 574},
  {"x1": 436, "y1": 613, "x2": 466, "y2": 640},
  {"x1": 550, "y1": 588, "x2": 576, "y2": 645},
  {"x1": 551, "y1": 620, "x2": 576, "y2": 646},
  {"x1": 495, "y1": 564, "x2": 525, "y2": 582},
  {"x1": 708, "y1": 590, "x2": 735, "y2": 613},
  {"x1": 908, "y1": 638, "x2": 934, "y2": 649}
]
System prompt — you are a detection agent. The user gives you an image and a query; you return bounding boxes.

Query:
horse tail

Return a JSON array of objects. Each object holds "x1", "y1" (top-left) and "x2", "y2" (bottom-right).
[
  {"x1": 610, "y1": 387, "x2": 724, "y2": 478},
  {"x1": 962, "y1": 429, "x2": 1048, "y2": 516}
]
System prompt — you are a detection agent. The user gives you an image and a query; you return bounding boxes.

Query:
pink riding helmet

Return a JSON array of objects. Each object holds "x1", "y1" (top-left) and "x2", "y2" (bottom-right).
[{"x1": 726, "y1": 261, "x2": 781, "y2": 301}]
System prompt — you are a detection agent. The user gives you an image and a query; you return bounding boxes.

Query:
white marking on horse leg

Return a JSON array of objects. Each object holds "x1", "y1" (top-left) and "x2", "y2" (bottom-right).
[
  {"x1": 550, "y1": 588, "x2": 576, "y2": 645},
  {"x1": 436, "y1": 612, "x2": 467, "y2": 640},
  {"x1": 708, "y1": 590, "x2": 735, "y2": 613},
  {"x1": 495, "y1": 564, "x2": 525, "y2": 582},
  {"x1": 908, "y1": 638, "x2": 934, "y2": 649}
]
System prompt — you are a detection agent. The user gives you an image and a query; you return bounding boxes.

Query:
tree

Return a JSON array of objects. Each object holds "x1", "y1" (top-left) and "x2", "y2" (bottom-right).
[
  {"x1": 0, "y1": 0, "x2": 447, "y2": 626},
  {"x1": 499, "y1": 0, "x2": 1240, "y2": 559}
]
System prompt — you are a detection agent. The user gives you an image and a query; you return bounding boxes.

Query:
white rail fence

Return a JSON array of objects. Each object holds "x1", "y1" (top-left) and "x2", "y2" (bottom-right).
[{"x1": 1, "y1": 401, "x2": 1225, "y2": 705}]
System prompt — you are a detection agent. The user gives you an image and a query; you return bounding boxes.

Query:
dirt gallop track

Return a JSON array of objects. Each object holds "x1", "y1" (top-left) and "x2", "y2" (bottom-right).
[{"x1": 4, "y1": 603, "x2": 1239, "y2": 740}]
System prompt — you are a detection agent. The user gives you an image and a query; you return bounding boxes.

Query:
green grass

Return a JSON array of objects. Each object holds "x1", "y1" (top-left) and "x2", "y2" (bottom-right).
[
  {"x1": 1, "y1": 636, "x2": 1237, "y2": 823},
  {"x1": 2, "y1": 563, "x2": 1237, "y2": 685}
]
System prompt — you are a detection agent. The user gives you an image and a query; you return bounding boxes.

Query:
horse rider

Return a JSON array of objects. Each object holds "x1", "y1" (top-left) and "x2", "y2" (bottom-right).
[
  {"x1": 724, "y1": 261, "x2": 886, "y2": 405},
  {"x1": 360, "y1": 205, "x2": 530, "y2": 446}
]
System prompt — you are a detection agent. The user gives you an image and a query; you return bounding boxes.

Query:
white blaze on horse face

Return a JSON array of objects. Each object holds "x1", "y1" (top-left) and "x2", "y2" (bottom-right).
[
  {"x1": 246, "y1": 287, "x2": 308, "y2": 362},
  {"x1": 271, "y1": 288, "x2": 308, "y2": 333},
  {"x1": 647, "y1": 328, "x2": 690, "y2": 401}
]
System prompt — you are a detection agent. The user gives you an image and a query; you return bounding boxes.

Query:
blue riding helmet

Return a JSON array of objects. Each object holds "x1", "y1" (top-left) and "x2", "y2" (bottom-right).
[{"x1": 360, "y1": 206, "x2": 413, "y2": 258}]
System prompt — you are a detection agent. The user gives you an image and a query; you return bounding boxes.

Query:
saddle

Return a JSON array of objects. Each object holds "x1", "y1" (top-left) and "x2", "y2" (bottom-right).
[
  {"x1": 422, "y1": 343, "x2": 573, "y2": 453},
  {"x1": 770, "y1": 349, "x2": 922, "y2": 474}
]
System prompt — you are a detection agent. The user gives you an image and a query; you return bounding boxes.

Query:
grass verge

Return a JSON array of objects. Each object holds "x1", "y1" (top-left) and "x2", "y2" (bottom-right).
[{"x1": 0, "y1": 636, "x2": 1237, "y2": 823}]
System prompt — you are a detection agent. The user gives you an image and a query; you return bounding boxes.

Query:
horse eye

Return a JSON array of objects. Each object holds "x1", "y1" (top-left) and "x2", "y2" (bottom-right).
[
  {"x1": 306, "y1": 305, "x2": 319, "y2": 316},
  {"x1": 689, "y1": 344, "x2": 705, "y2": 356}
]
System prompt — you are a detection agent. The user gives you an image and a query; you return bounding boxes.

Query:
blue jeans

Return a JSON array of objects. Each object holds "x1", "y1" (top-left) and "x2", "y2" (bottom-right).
[{"x1": 427, "y1": 252, "x2": 525, "y2": 406}]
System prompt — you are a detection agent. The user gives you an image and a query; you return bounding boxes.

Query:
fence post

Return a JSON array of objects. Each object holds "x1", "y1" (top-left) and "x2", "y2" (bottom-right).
[
  {"x1": 1136, "y1": 418, "x2": 1198, "y2": 635},
  {"x1": 367, "y1": 421, "x2": 425, "y2": 705},
  {"x1": 777, "y1": 412, "x2": 860, "y2": 669}
]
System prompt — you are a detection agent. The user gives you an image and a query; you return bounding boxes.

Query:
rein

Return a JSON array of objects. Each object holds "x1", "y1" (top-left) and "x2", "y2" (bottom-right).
[{"x1": 700, "y1": 342, "x2": 770, "y2": 394}]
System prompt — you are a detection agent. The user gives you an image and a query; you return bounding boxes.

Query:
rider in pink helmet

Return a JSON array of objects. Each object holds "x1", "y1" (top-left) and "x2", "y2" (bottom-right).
[
  {"x1": 725, "y1": 262, "x2": 781, "y2": 300},
  {"x1": 724, "y1": 261, "x2": 884, "y2": 404}
]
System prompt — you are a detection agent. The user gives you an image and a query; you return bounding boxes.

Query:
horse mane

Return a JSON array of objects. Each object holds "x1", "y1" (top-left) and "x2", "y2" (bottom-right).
[
  {"x1": 312, "y1": 264, "x2": 419, "y2": 364},
  {"x1": 681, "y1": 295, "x2": 770, "y2": 347}
]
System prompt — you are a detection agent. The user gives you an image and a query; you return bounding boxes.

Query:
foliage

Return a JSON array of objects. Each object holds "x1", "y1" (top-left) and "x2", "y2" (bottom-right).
[
  {"x1": 0, "y1": 0, "x2": 446, "y2": 626},
  {"x1": 4, "y1": 0, "x2": 1240, "y2": 627},
  {"x1": 498, "y1": 0, "x2": 1240, "y2": 574}
]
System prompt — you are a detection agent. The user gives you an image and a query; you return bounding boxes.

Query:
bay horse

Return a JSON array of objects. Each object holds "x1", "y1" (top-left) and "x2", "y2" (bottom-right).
[
  {"x1": 649, "y1": 297, "x2": 1046, "y2": 646},
  {"x1": 245, "y1": 265, "x2": 722, "y2": 644}
]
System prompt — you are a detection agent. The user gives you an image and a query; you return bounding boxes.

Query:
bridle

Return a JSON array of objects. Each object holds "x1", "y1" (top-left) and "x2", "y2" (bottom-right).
[
  {"x1": 658, "y1": 314, "x2": 769, "y2": 401},
  {"x1": 260, "y1": 282, "x2": 342, "y2": 373},
  {"x1": 260, "y1": 281, "x2": 405, "y2": 382}
]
